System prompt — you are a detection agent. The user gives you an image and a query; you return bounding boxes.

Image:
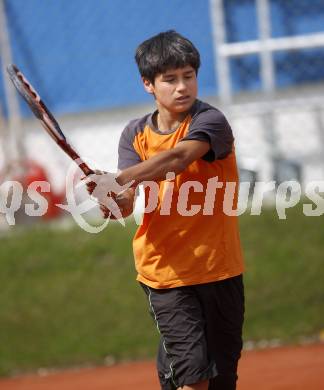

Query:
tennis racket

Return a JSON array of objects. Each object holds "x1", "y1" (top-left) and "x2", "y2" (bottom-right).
[{"x1": 6, "y1": 64, "x2": 94, "y2": 176}]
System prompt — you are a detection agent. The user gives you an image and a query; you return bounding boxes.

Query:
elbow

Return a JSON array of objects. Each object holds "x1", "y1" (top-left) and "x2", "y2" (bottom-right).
[{"x1": 170, "y1": 149, "x2": 189, "y2": 175}]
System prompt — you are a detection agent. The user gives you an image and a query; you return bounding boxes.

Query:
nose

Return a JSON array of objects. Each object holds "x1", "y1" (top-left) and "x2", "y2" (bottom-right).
[{"x1": 176, "y1": 78, "x2": 187, "y2": 92}]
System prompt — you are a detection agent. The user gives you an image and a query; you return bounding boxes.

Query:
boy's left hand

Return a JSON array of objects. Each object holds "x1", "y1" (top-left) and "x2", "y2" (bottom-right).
[{"x1": 99, "y1": 188, "x2": 136, "y2": 219}]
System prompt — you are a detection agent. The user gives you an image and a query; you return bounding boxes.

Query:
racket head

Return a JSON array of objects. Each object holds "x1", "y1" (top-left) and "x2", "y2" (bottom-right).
[
  {"x1": 6, "y1": 64, "x2": 94, "y2": 176},
  {"x1": 6, "y1": 64, "x2": 66, "y2": 143}
]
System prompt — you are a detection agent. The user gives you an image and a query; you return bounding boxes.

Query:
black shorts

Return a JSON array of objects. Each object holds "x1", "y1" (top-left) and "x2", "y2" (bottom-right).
[{"x1": 141, "y1": 275, "x2": 244, "y2": 390}]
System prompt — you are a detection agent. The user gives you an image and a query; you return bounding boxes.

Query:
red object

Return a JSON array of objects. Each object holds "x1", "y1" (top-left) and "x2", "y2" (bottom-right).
[{"x1": 16, "y1": 160, "x2": 65, "y2": 220}]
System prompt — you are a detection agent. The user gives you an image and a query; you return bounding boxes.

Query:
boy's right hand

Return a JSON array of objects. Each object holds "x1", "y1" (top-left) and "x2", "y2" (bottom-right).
[{"x1": 82, "y1": 170, "x2": 135, "y2": 220}]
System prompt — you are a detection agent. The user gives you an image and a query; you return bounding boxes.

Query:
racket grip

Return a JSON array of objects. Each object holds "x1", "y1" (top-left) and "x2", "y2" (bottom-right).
[{"x1": 79, "y1": 163, "x2": 94, "y2": 176}]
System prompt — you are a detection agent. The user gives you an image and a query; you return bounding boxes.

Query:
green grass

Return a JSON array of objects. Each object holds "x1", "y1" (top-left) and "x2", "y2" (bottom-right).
[
  {"x1": 241, "y1": 206, "x2": 324, "y2": 342},
  {"x1": 0, "y1": 207, "x2": 323, "y2": 376},
  {"x1": 0, "y1": 222, "x2": 158, "y2": 376}
]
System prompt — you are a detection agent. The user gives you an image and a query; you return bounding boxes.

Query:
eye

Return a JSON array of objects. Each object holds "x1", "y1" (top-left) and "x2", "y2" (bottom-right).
[{"x1": 164, "y1": 78, "x2": 175, "y2": 83}]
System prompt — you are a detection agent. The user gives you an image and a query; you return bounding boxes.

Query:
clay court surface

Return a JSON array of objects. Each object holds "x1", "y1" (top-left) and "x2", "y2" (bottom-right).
[{"x1": 0, "y1": 343, "x2": 323, "y2": 390}]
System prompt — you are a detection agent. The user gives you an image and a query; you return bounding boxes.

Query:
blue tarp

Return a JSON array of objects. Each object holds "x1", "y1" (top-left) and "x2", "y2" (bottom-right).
[{"x1": 0, "y1": 0, "x2": 323, "y2": 116}]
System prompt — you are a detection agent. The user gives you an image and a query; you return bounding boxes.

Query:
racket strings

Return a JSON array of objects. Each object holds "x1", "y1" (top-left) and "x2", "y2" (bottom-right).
[{"x1": 7, "y1": 63, "x2": 94, "y2": 177}]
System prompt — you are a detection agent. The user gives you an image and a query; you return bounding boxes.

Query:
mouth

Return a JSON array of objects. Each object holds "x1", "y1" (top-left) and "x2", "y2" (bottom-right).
[{"x1": 175, "y1": 95, "x2": 191, "y2": 103}]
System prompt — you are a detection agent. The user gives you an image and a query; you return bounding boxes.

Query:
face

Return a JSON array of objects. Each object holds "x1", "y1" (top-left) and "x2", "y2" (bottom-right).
[{"x1": 143, "y1": 65, "x2": 198, "y2": 114}]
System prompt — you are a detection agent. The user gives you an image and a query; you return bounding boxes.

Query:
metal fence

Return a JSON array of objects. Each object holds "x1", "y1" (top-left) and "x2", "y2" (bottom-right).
[
  {"x1": 0, "y1": 0, "x2": 323, "y2": 227},
  {"x1": 210, "y1": 0, "x2": 324, "y2": 186}
]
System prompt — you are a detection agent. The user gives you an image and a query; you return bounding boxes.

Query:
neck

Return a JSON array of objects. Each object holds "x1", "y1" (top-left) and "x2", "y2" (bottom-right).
[{"x1": 155, "y1": 104, "x2": 189, "y2": 132}]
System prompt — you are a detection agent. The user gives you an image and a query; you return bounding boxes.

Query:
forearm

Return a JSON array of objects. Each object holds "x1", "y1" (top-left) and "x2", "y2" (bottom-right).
[
  {"x1": 89, "y1": 140, "x2": 209, "y2": 220},
  {"x1": 116, "y1": 147, "x2": 189, "y2": 187}
]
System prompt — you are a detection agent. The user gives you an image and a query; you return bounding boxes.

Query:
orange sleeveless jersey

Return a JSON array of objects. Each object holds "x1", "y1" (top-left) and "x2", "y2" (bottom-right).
[{"x1": 118, "y1": 100, "x2": 244, "y2": 288}]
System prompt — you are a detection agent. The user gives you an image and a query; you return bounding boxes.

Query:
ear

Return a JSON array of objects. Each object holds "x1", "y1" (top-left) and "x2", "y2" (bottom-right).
[{"x1": 142, "y1": 77, "x2": 155, "y2": 94}]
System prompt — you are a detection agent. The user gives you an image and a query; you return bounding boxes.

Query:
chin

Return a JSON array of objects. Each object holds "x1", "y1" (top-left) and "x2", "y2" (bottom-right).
[{"x1": 172, "y1": 100, "x2": 195, "y2": 112}]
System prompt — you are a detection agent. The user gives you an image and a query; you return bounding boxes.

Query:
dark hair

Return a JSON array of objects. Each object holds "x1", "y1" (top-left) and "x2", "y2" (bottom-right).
[{"x1": 135, "y1": 30, "x2": 200, "y2": 83}]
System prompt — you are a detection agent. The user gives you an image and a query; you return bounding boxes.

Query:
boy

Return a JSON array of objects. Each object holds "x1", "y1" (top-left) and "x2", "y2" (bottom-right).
[{"x1": 88, "y1": 30, "x2": 244, "y2": 390}]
